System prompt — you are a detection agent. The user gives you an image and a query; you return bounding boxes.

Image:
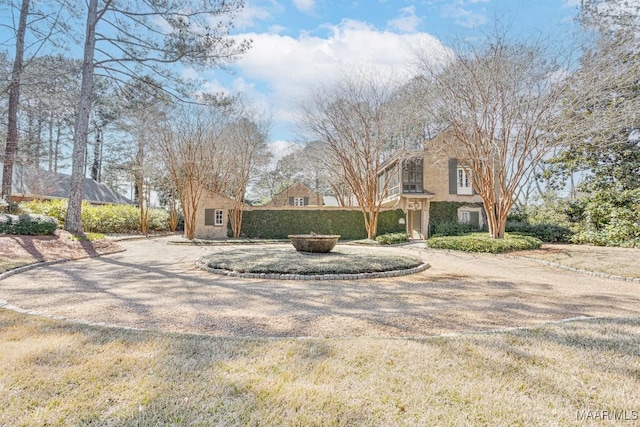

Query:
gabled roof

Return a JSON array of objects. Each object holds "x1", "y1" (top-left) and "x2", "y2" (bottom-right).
[{"x1": 3, "y1": 163, "x2": 133, "y2": 205}]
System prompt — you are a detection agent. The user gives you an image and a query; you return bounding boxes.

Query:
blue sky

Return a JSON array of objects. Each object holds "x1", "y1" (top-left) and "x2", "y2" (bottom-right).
[{"x1": 188, "y1": 0, "x2": 582, "y2": 157}]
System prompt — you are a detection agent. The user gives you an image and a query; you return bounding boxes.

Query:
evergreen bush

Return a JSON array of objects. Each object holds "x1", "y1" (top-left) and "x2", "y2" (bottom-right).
[
  {"x1": 20, "y1": 200, "x2": 171, "y2": 234},
  {"x1": 427, "y1": 233, "x2": 542, "y2": 253},
  {"x1": 238, "y1": 209, "x2": 405, "y2": 240},
  {"x1": 375, "y1": 232, "x2": 408, "y2": 245},
  {"x1": 0, "y1": 213, "x2": 58, "y2": 235}
]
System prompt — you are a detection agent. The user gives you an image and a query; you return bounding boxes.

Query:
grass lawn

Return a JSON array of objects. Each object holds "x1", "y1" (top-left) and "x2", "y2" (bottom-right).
[
  {"x1": 509, "y1": 244, "x2": 640, "y2": 279},
  {"x1": 1, "y1": 309, "x2": 639, "y2": 426}
]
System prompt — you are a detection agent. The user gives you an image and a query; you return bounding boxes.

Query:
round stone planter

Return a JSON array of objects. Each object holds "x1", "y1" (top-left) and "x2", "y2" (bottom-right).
[{"x1": 288, "y1": 234, "x2": 341, "y2": 253}]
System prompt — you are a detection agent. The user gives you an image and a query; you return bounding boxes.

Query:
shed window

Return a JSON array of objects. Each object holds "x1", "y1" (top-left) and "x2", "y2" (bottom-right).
[{"x1": 205, "y1": 209, "x2": 224, "y2": 226}]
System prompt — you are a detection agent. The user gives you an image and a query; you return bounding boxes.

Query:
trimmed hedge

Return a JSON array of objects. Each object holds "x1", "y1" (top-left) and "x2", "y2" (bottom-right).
[
  {"x1": 429, "y1": 202, "x2": 484, "y2": 235},
  {"x1": 237, "y1": 209, "x2": 406, "y2": 240},
  {"x1": 427, "y1": 232, "x2": 542, "y2": 253},
  {"x1": 505, "y1": 221, "x2": 573, "y2": 243},
  {"x1": 375, "y1": 232, "x2": 408, "y2": 245},
  {"x1": 20, "y1": 199, "x2": 171, "y2": 234},
  {"x1": 0, "y1": 213, "x2": 58, "y2": 235}
]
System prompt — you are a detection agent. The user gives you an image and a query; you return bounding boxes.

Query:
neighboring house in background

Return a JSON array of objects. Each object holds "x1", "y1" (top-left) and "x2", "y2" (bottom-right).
[
  {"x1": 262, "y1": 182, "x2": 324, "y2": 207},
  {"x1": 193, "y1": 189, "x2": 241, "y2": 240},
  {"x1": 2, "y1": 163, "x2": 133, "y2": 205},
  {"x1": 378, "y1": 133, "x2": 485, "y2": 239}
]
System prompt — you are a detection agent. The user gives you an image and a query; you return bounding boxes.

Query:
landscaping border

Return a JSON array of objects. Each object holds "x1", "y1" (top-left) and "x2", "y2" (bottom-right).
[{"x1": 194, "y1": 259, "x2": 430, "y2": 280}]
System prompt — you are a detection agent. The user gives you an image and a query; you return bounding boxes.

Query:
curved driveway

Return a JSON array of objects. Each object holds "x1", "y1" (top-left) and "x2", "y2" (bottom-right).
[{"x1": 1, "y1": 237, "x2": 639, "y2": 338}]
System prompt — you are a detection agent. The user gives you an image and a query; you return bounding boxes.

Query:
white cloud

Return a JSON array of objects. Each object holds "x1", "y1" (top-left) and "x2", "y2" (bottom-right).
[
  {"x1": 387, "y1": 6, "x2": 423, "y2": 33},
  {"x1": 441, "y1": 3, "x2": 487, "y2": 28},
  {"x1": 234, "y1": 4, "x2": 273, "y2": 29},
  {"x1": 268, "y1": 139, "x2": 300, "y2": 161},
  {"x1": 293, "y1": 0, "x2": 315, "y2": 14},
  {"x1": 211, "y1": 20, "x2": 448, "y2": 141}
]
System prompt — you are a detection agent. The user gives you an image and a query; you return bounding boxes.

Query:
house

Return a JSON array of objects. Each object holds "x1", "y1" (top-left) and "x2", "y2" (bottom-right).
[
  {"x1": 193, "y1": 189, "x2": 240, "y2": 239},
  {"x1": 2, "y1": 163, "x2": 133, "y2": 205},
  {"x1": 378, "y1": 135, "x2": 485, "y2": 239},
  {"x1": 262, "y1": 182, "x2": 324, "y2": 207}
]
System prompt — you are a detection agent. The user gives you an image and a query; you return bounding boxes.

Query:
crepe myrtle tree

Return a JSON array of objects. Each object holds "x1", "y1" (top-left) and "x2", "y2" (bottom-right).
[
  {"x1": 64, "y1": 0, "x2": 250, "y2": 234},
  {"x1": 297, "y1": 73, "x2": 406, "y2": 239},
  {"x1": 414, "y1": 30, "x2": 571, "y2": 239}
]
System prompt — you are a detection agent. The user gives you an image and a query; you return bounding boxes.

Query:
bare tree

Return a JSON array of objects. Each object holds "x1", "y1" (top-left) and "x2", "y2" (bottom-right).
[
  {"x1": 156, "y1": 102, "x2": 230, "y2": 240},
  {"x1": 64, "y1": 0, "x2": 251, "y2": 234},
  {"x1": 221, "y1": 111, "x2": 271, "y2": 237},
  {"x1": 414, "y1": 30, "x2": 570, "y2": 238},
  {"x1": 298, "y1": 73, "x2": 402, "y2": 239},
  {"x1": 1, "y1": 0, "x2": 69, "y2": 204}
]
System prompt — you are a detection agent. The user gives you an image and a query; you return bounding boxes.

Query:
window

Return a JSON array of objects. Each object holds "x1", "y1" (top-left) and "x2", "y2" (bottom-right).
[
  {"x1": 402, "y1": 159, "x2": 423, "y2": 193},
  {"x1": 293, "y1": 197, "x2": 305, "y2": 206},
  {"x1": 457, "y1": 167, "x2": 472, "y2": 195},
  {"x1": 205, "y1": 209, "x2": 224, "y2": 226},
  {"x1": 460, "y1": 211, "x2": 470, "y2": 223}
]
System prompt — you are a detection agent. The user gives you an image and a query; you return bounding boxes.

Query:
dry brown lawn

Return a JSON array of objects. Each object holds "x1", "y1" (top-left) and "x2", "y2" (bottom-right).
[
  {"x1": 509, "y1": 243, "x2": 640, "y2": 278},
  {"x1": 1, "y1": 309, "x2": 638, "y2": 426}
]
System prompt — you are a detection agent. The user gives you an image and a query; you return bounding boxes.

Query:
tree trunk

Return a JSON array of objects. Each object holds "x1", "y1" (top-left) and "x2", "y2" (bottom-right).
[
  {"x1": 65, "y1": 0, "x2": 98, "y2": 234},
  {"x1": 91, "y1": 128, "x2": 101, "y2": 181},
  {"x1": 1, "y1": 0, "x2": 29, "y2": 204}
]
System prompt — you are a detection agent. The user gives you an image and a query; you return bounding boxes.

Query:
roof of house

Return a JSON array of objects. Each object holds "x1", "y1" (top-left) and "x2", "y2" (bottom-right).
[{"x1": 3, "y1": 163, "x2": 133, "y2": 205}]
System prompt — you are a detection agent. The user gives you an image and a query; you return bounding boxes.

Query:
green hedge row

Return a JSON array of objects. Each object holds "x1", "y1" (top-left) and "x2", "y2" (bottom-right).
[
  {"x1": 237, "y1": 209, "x2": 406, "y2": 240},
  {"x1": 505, "y1": 221, "x2": 573, "y2": 243},
  {"x1": 427, "y1": 232, "x2": 542, "y2": 253},
  {"x1": 20, "y1": 199, "x2": 170, "y2": 234},
  {"x1": 0, "y1": 214, "x2": 58, "y2": 235}
]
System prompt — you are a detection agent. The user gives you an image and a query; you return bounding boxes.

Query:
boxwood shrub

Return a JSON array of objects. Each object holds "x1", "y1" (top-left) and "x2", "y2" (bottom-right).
[
  {"x1": 0, "y1": 213, "x2": 58, "y2": 235},
  {"x1": 427, "y1": 232, "x2": 542, "y2": 253},
  {"x1": 238, "y1": 209, "x2": 406, "y2": 240},
  {"x1": 375, "y1": 232, "x2": 408, "y2": 245}
]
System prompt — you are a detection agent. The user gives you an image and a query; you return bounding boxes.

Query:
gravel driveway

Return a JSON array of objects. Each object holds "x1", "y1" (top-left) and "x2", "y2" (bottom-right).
[{"x1": 1, "y1": 236, "x2": 639, "y2": 338}]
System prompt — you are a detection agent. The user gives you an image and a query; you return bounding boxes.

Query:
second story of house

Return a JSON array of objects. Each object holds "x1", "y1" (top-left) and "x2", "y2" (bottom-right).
[{"x1": 378, "y1": 141, "x2": 484, "y2": 207}]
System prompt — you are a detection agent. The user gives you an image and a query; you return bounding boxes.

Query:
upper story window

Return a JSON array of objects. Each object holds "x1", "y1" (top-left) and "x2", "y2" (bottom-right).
[
  {"x1": 457, "y1": 167, "x2": 472, "y2": 195},
  {"x1": 293, "y1": 197, "x2": 305, "y2": 206},
  {"x1": 402, "y1": 158, "x2": 423, "y2": 193}
]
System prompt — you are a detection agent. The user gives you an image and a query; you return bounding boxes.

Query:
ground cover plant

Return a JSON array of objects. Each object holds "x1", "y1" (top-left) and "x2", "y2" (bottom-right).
[
  {"x1": 200, "y1": 246, "x2": 423, "y2": 275},
  {"x1": 427, "y1": 232, "x2": 542, "y2": 253},
  {"x1": 1, "y1": 310, "x2": 638, "y2": 426}
]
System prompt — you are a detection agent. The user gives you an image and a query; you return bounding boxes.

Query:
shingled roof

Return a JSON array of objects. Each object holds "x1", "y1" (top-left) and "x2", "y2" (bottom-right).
[{"x1": 3, "y1": 163, "x2": 133, "y2": 205}]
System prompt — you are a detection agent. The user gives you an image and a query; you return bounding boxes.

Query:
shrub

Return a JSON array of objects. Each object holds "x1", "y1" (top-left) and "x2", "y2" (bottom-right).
[
  {"x1": 0, "y1": 213, "x2": 58, "y2": 235},
  {"x1": 375, "y1": 232, "x2": 408, "y2": 245},
  {"x1": 427, "y1": 232, "x2": 542, "y2": 253},
  {"x1": 432, "y1": 220, "x2": 479, "y2": 237},
  {"x1": 20, "y1": 199, "x2": 171, "y2": 234},
  {"x1": 505, "y1": 221, "x2": 573, "y2": 243},
  {"x1": 568, "y1": 189, "x2": 640, "y2": 247},
  {"x1": 238, "y1": 209, "x2": 405, "y2": 240}
]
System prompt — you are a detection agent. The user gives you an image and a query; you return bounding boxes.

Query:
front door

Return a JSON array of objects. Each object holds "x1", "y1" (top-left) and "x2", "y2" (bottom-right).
[{"x1": 411, "y1": 209, "x2": 422, "y2": 239}]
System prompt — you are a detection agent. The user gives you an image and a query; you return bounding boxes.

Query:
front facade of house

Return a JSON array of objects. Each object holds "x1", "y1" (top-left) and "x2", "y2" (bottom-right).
[{"x1": 378, "y1": 143, "x2": 485, "y2": 239}]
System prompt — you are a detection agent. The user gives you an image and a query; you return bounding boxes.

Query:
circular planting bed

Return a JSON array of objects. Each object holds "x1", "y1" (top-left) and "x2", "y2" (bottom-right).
[{"x1": 196, "y1": 246, "x2": 428, "y2": 280}]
